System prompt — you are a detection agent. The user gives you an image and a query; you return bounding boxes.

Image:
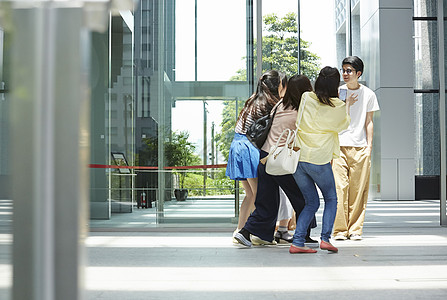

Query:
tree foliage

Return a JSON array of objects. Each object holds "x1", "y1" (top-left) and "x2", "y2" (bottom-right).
[
  {"x1": 216, "y1": 12, "x2": 321, "y2": 161},
  {"x1": 262, "y1": 12, "x2": 320, "y2": 80},
  {"x1": 216, "y1": 100, "x2": 242, "y2": 160},
  {"x1": 138, "y1": 130, "x2": 201, "y2": 188}
]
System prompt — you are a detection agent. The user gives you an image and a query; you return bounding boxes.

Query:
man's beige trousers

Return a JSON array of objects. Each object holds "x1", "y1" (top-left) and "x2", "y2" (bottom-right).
[{"x1": 332, "y1": 146, "x2": 371, "y2": 237}]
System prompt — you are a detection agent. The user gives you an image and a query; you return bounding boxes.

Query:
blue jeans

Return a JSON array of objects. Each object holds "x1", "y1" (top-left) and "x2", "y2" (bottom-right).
[{"x1": 292, "y1": 162, "x2": 338, "y2": 247}]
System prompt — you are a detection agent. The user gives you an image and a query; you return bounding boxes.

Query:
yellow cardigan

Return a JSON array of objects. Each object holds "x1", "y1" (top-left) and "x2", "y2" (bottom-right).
[{"x1": 295, "y1": 91, "x2": 351, "y2": 165}]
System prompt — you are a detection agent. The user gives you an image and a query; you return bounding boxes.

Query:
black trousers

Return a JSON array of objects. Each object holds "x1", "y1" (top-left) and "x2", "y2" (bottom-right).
[{"x1": 244, "y1": 151, "x2": 306, "y2": 242}]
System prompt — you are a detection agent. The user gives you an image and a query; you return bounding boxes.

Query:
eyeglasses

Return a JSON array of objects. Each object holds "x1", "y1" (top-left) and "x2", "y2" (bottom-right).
[{"x1": 340, "y1": 68, "x2": 355, "y2": 75}]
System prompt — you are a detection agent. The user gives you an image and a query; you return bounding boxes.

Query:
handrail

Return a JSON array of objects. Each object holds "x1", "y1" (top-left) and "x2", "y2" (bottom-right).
[{"x1": 89, "y1": 163, "x2": 227, "y2": 170}]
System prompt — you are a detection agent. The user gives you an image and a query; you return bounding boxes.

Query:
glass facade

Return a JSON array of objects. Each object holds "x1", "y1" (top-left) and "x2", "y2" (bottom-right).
[
  {"x1": 413, "y1": 0, "x2": 447, "y2": 222},
  {"x1": 89, "y1": 0, "x2": 335, "y2": 227},
  {"x1": 335, "y1": 0, "x2": 360, "y2": 63},
  {"x1": 89, "y1": 0, "x2": 255, "y2": 227},
  {"x1": 414, "y1": 0, "x2": 441, "y2": 177}
]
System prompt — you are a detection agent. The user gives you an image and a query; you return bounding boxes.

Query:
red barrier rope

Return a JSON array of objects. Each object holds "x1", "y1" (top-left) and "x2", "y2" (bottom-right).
[{"x1": 88, "y1": 163, "x2": 227, "y2": 170}]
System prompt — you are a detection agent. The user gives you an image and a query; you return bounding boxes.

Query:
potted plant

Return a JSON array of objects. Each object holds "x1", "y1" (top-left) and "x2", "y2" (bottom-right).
[{"x1": 165, "y1": 131, "x2": 200, "y2": 201}]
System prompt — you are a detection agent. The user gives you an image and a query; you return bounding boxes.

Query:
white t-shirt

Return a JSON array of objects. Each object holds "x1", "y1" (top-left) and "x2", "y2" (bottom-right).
[{"x1": 338, "y1": 84, "x2": 380, "y2": 147}]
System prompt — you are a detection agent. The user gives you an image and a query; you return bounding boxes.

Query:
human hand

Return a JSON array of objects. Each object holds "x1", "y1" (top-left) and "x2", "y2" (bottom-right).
[{"x1": 345, "y1": 93, "x2": 358, "y2": 107}]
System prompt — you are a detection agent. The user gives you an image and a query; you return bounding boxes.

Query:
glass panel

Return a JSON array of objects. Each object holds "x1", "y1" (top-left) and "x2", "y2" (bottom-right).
[
  {"x1": 415, "y1": 93, "x2": 440, "y2": 175},
  {"x1": 175, "y1": 0, "x2": 195, "y2": 81},
  {"x1": 351, "y1": 4, "x2": 361, "y2": 58},
  {"x1": 0, "y1": 27, "x2": 10, "y2": 206},
  {"x1": 445, "y1": 21, "x2": 447, "y2": 88},
  {"x1": 90, "y1": 12, "x2": 135, "y2": 221},
  {"x1": 262, "y1": 1, "x2": 301, "y2": 77},
  {"x1": 90, "y1": 30, "x2": 110, "y2": 220},
  {"x1": 0, "y1": 23, "x2": 12, "y2": 298},
  {"x1": 444, "y1": 0, "x2": 447, "y2": 225},
  {"x1": 351, "y1": 0, "x2": 360, "y2": 8},
  {"x1": 335, "y1": 0, "x2": 346, "y2": 32},
  {"x1": 175, "y1": 0, "x2": 247, "y2": 81},
  {"x1": 196, "y1": 0, "x2": 246, "y2": 81},
  {"x1": 91, "y1": 0, "x2": 349, "y2": 228},
  {"x1": 414, "y1": 0, "x2": 437, "y2": 17},
  {"x1": 262, "y1": 0, "x2": 335, "y2": 79},
  {"x1": 414, "y1": 20, "x2": 439, "y2": 89},
  {"x1": 131, "y1": 0, "x2": 252, "y2": 227},
  {"x1": 108, "y1": 15, "x2": 135, "y2": 214}
]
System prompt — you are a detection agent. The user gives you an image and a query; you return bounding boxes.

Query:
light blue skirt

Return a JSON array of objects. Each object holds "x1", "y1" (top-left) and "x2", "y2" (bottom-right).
[{"x1": 226, "y1": 133, "x2": 260, "y2": 180}]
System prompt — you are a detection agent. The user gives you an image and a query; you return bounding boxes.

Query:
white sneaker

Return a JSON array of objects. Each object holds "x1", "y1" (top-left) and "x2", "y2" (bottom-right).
[
  {"x1": 333, "y1": 233, "x2": 347, "y2": 241},
  {"x1": 251, "y1": 235, "x2": 277, "y2": 246},
  {"x1": 234, "y1": 232, "x2": 252, "y2": 247},
  {"x1": 350, "y1": 234, "x2": 362, "y2": 241},
  {"x1": 232, "y1": 229, "x2": 240, "y2": 244}
]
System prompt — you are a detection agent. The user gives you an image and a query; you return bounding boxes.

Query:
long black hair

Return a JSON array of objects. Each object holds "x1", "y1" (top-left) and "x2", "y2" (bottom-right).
[
  {"x1": 239, "y1": 70, "x2": 282, "y2": 127},
  {"x1": 314, "y1": 66, "x2": 340, "y2": 107},
  {"x1": 282, "y1": 74, "x2": 313, "y2": 110}
]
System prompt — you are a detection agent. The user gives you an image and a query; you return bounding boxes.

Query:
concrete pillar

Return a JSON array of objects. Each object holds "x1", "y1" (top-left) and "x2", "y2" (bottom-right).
[
  {"x1": 9, "y1": 5, "x2": 89, "y2": 299},
  {"x1": 5, "y1": 0, "x2": 134, "y2": 298},
  {"x1": 361, "y1": 0, "x2": 414, "y2": 200}
]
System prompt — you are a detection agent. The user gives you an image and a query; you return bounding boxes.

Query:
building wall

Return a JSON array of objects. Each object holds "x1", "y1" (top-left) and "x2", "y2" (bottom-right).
[{"x1": 361, "y1": 0, "x2": 414, "y2": 200}]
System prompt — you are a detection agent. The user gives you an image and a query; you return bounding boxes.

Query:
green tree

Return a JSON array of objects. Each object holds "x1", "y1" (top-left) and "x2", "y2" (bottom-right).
[
  {"x1": 138, "y1": 130, "x2": 201, "y2": 189},
  {"x1": 216, "y1": 100, "x2": 242, "y2": 160},
  {"x1": 165, "y1": 131, "x2": 201, "y2": 189},
  {"x1": 263, "y1": 12, "x2": 320, "y2": 79},
  {"x1": 216, "y1": 12, "x2": 321, "y2": 161}
]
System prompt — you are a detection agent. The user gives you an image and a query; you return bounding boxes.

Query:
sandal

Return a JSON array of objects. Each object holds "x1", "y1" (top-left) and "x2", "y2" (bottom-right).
[{"x1": 274, "y1": 230, "x2": 293, "y2": 243}]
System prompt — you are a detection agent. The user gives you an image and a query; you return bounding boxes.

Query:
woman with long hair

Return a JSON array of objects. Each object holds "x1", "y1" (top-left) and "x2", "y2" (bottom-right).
[
  {"x1": 226, "y1": 70, "x2": 287, "y2": 239},
  {"x1": 289, "y1": 66, "x2": 357, "y2": 254},
  {"x1": 234, "y1": 74, "x2": 314, "y2": 246}
]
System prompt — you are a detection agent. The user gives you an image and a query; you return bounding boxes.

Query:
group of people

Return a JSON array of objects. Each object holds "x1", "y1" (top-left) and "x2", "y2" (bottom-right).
[{"x1": 225, "y1": 56, "x2": 380, "y2": 254}]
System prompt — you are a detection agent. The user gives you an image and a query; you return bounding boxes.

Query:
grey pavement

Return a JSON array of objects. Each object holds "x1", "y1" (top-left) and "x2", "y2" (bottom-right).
[{"x1": 86, "y1": 200, "x2": 447, "y2": 300}]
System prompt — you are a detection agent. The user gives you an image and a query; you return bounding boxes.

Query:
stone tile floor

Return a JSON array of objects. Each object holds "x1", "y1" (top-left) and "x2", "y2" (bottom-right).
[{"x1": 85, "y1": 200, "x2": 447, "y2": 299}]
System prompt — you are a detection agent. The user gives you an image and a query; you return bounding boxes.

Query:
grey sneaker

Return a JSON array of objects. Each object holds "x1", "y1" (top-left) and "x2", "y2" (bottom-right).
[
  {"x1": 251, "y1": 235, "x2": 277, "y2": 246},
  {"x1": 350, "y1": 234, "x2": 362, "y2": 241}
]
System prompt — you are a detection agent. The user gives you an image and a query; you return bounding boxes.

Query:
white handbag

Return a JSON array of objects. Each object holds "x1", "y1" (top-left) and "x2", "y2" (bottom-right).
[
  {"x1": 264, "y1": 129, "x2": 299, "y2": 175},
  {"x1": 261, "y1": 97, "x2": 306, "y2": 176}
]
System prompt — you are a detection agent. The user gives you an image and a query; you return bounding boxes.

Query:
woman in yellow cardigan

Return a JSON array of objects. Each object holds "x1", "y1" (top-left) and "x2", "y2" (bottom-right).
[{"x1": 290, "y1": 66, "x2": 357, "y2": 254}]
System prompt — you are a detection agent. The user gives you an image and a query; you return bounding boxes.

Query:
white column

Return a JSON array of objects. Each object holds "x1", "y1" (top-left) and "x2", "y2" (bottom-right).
[{"x1": 361, "y1": 0, "x2": 414, "y2": 200}]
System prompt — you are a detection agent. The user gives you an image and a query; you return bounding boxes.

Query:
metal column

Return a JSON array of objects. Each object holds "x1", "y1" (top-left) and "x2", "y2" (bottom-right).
[
  {"x1": 256, "y1": 0, "x2": 262, "y2": 79},
  {"x1": 157, "y1": 0, "x2": 166, "y2": 220},
  {"x1": 10, "y1": 5, "x2": 90, "y2": 300},
  {"x1": 297, "y1": 0, "x2": 301, "y2": 74},
  {"x1": 438, "y1": 0, "x2": 447, "y2": 226},
  {"x1": 5, "y1": 0, "x2": 128, "y2": 298},
  {"x1": 345, "y1": 0, "x2": 352, "y2": 56}
]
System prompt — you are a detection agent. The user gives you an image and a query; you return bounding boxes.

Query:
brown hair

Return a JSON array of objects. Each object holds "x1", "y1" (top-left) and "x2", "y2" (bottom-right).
[
  {"x1": 239, "y1": 70, "x2": 282, "y2": 127},
  {"x1": 282, "y1": 74, "x2": 313, "y2": 110}
]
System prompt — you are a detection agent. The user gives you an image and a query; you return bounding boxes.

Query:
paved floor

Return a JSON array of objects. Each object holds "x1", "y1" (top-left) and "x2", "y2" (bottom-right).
[
  {"x1": 86, "y1": 200, "x2": 447, "y2": 300},
  {"x1": 90, "y1": 196, "x2": 238, "y2": 229}
]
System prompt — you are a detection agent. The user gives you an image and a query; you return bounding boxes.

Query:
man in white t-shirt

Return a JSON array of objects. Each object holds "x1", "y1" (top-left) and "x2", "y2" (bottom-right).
[{"x1": 332, "y1": 56, "x2": 380, "y2": 241}]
